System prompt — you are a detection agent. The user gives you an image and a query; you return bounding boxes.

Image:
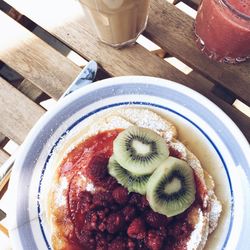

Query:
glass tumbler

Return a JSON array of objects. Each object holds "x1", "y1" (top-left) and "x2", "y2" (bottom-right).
[
  {"x1": 194, "y1": 0, "x2": 250, "y2": 63},
  {"x1": 79, "y1": 0, "x2": 151, "y2": 48}
]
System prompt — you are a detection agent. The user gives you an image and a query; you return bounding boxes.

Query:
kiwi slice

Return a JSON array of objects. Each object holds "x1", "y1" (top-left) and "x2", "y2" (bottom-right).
[
  {"x1": 113, "y1": 126, "x2": 169, "y2": 175},
  {"x1": 146, "y1": 157, "x2": 196, "y2": 217},
  {"x1": 108, "y1": 155, "x2": 151, "y2": 194}
]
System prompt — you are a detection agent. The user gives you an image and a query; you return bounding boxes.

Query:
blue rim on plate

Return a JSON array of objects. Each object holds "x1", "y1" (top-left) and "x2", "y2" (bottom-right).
[{"x1": 9, "y1": 76, "x2": 250, "y2": 250}]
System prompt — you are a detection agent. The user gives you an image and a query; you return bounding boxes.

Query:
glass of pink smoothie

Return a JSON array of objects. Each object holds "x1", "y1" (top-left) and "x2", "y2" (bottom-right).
[{"x1": 194, "y1": 0, "x2": 250, "y2": 63}]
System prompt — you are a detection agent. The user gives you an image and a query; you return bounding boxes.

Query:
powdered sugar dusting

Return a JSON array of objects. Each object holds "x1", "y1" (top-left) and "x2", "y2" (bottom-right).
[
  {"x1": 186, "y1": 149, "x2": 205, "y2": 185},
  {"x1": 117, "y1": 108, "x2": 177, "y2": 141},
  {"x1": 187, "y1": 209, "x2": 205, "y2": 250},
  {"x1": 55, "y1": 177, "x2": 68, "y2": 207},
  {"x1": 86, "y1": 182, "x2": 95, "y2": 192},
  {"x1": 168, "y1": 139, "x2": 187, "y2": 160},
  {"x1": 209, "y1": 198, "x2": 222, "y2": 234},
  {"x1": 88, "y1": 115, "x2": 132, "y2": 135}
]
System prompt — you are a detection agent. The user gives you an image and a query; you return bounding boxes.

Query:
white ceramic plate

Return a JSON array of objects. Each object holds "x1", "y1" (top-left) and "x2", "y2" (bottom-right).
[{"x1": 9, "y1": 76, "x2": 250, "y2": 250}]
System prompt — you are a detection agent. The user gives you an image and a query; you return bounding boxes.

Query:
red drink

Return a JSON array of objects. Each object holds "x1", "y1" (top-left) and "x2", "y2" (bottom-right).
[{"x1": 194, "y1": 0, "x2": 250, "y2": 63}]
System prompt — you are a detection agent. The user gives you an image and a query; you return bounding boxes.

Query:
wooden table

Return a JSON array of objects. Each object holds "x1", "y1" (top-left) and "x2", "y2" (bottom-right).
[{"x1": 0, "y1": 0, "x2": 249, "y2": 247}]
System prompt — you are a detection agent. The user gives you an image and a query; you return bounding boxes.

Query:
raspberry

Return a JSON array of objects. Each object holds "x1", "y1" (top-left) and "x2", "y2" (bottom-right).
[
  {"x1": 88, "y1": 154, "x2": 109, "y2": 181},
  {"x1": 137, "y1": 196, "x2": 149, "y2": 211},
  {"x1": 78, "y1": 190, "x2": 92, "y2": 205},
  {"x1": 97, "y1": 210, "x2": 107, "y2": 220},
  {"x1": 85, "y1": 209, "x2": 99, "y2": 231},
  {"x1": 173, "y1": 238, "x2": 190, "y2": 250},
  {"x1": 129, "y1": 193, "x2": 149, "y2": 211},
  {"x1": 108, "y1": 236, "x2": 127, "y2": 250},
  {"x1": 112, "y1": 186, "x2": 129, "y2": 205},
  {"x1": 164, "y1": 236, "x2": 188, "y2": 250},
  {"x1": 127, "y1": 238, "x2": 136, "y2": 250},
  {"x1": 96, "y1": 233, "x2": 108, "y2": 250},
  {"x1": 145, "y1": 230, "x2": 164, "y2": 250},
  {"x1": 86, "y1": 154, "x2": 118, "y2": 189},
  {"x1": 110, "y1": 204, "x2": 120, "y2": 212},
  {"x1": 127, "y1": 218, "x2": 146, "y2": 240},
  {"x1": 144, "y1": 210, "x2": 170, "y2": 228},
  {"x1": 163, "y1": 236, "x2": 176, "y2": 250},
  {"x1": 129, "y1": 193, "x2": 141, "y2": 206},
  {"x1": 122, "y1": 206, "x2": 137, "y2": 222},
  {"x1": 107, "y1": 234, "x2": 115, "y2": 243},
  {"x1": 102, "y1": 176, "x2": 119, "y2": 190},
  {"x1": 93, "y1": 192, "x2": 114, "y2": 207},
  {"x1": 168, "y1": 221, "x2": 191, "y2": 239},
  {"x1": 77, "y1": 230, "x2": 96, "y2": 249},
  {"x1": 106, "y1": 212, "x2": 125, "y2": 234},
  {"x1": 98, "y1": 222, "x2": 106, "y2": 232},
  {"x1": 159, "y1": 226, "x2": 167, "y2": 238},
  {"x1": 137, "y1": 240, "x2": 147, "y2": 249}
]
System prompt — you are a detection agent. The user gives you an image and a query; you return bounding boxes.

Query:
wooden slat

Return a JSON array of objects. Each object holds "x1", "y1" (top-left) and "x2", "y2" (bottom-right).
[
  {"x1": 0, "y1": 155, "x2": 12, "y2": 193},
  {"x1": 0, "y1": 76, "x2": 45, "y2": 144},
  {"x1": 0, "y1": 171, "x2": 11, "y2": 194},
  {"x1": 144, "y1": 0, "x2": 250, "y2": 105},
  {"x1": 0, "y1": 180, "x2": 8, "y2": 198},
  {"x1": 0, "y1": 149, "x2": 11, "y2": 193},
  {"x1": 0, "y1": 10, "x2": 80, "y2": 100},
  {"x1": 0, "y1": 224, "x2": 9, "y2": 237}
]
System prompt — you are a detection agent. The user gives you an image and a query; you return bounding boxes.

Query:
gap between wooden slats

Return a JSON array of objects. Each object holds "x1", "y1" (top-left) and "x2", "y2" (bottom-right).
[
  {"x1": 171, "y1": 0, "x2": 200, "y2": 8},
  {"x1": 0, "y1": 76, "x2": 45, "y2": 144},
  {"x1": 144, "y1": 0, "x2": 250, "y2": 106},
  {"x1": 0, "y1": 149, "x2": 9, "y2": 165},
  {"x1": 0, "y1": 133, "x2": 8, "y2": 148},
  {"x1": 0, "y1": 10, "x2": 81, "y2": 100},
  {"x1": 187, "y1": 0, "x2": 200, "y2": 7}
]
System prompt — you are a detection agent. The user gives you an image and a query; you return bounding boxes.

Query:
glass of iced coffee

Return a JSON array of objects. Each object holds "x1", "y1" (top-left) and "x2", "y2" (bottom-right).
[
  {"x1": 194, "y1": 0, "x2": 250, "y2": 63},
  {"x1": 79, "y1": 0, "x2": 151, "y2": 48}
]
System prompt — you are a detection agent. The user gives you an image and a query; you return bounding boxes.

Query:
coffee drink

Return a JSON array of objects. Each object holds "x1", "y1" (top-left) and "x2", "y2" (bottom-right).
[{"x1": 79, "y1": 0, "x2": 151, "y2": 48}]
